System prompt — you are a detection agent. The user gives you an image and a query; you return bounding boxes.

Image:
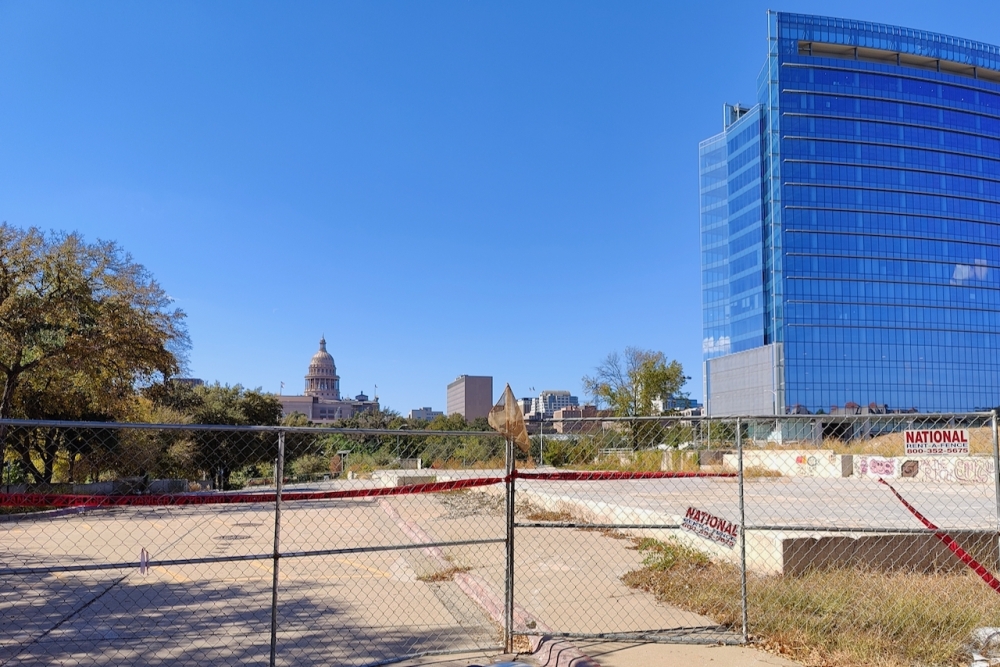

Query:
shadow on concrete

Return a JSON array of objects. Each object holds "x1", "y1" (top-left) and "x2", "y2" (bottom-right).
[{"x1": 0, "y1": 563, "x2": 496, "y2": 666}]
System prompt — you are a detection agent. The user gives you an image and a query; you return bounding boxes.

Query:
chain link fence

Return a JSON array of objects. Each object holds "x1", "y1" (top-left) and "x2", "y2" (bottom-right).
[
  {"x1": 3, "y1": 414, "x2": 1000, "y2": 666},
  {"x1": 0, "y1": 421, "x2": 510, "y2": 667}
]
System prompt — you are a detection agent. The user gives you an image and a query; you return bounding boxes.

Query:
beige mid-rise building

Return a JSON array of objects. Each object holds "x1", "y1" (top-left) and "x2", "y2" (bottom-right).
[{"x1": 446, "y1": 375, "x2": 493, "y2": 421}]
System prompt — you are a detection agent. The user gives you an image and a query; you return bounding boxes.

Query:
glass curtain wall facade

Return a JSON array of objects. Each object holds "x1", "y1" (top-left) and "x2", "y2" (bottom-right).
[{"x1": 702, "y1": 12, "x2": 1000, "y2": 415}]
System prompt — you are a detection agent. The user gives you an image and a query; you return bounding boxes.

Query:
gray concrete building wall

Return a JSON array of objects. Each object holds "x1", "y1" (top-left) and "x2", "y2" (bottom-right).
[
  {"x1": 277, "y1": 395, "x2": 378, "y2": 422},
  {"x1": 278, "y1": 395, "x2": 315, "y2": 418},
  {"x1": 705, "y1": 343, "x2": 783, "y2": 416}
]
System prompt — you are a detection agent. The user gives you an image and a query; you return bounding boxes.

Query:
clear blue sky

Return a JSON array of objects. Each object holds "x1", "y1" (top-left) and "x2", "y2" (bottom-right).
[{"x1": 3, "y1": 1, "x2": 999, "y2": 414}]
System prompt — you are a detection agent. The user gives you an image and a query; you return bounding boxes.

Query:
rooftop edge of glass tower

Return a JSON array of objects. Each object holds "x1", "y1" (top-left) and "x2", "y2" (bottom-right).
[{"x1": 701, "y1": 12, "x2": 1000, "y2": 417}]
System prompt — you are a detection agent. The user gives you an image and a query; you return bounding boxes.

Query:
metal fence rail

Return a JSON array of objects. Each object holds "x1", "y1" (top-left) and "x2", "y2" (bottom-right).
[
  {"x1": 0, "y1": 421, "x2": 509, "y2": 667},
  {"x1": 2, "y1": 413, "x2": 1000, "y2": 666}
]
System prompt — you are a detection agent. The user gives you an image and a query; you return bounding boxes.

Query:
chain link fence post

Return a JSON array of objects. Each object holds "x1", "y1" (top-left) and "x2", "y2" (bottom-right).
[
  {"x1": 736, "y1": 416, "x2": 748, "y2": 644},
  {"x1": 504, "y1": 434, "x2": 515, "y2": 653},
  {"x1": 269, "y1": 430, "x2": 285, "y2": 667},
  {"x1": 993, "y1": 412, "x2": 1000, "y2": 532}
]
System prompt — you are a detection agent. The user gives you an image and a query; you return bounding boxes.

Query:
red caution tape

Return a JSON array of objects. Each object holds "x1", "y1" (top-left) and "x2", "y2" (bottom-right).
[
  {"x1": 514, "y1": 470, "x2": 736, "y2": 481},
  {"x1": 878, "y1": 477, "x2": 1000, "y2": 595},
  {"x1": 1, "y1": 470, "x2": 736, "y2": 509},
  {"x1": 0, "y1": 476, "x2": 504, "y2": 508}
]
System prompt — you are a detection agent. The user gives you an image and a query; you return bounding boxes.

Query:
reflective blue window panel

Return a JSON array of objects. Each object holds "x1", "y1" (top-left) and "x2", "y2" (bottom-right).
[
  {"x1": 701, "y1": 106, "x2": 765, "y2": 360},
  {"x1": 703, "y1": 12, "x2": 1000, "y2": 414}
]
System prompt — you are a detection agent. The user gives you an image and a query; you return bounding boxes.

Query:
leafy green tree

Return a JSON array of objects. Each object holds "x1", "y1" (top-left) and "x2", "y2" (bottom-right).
[
  {"x1": 80, "y1": 400, "x2": 200, "y2": 482},
  {"x1": 469, "y1": 416, "x2": 493, "y2": 431},
  {"x1": 0, "y1": 224, "x2": 187, "y2": 422},
  {"x1": 289, "y1": 454, "x2": 328, "y2": 478},
  {"x1": 428, "y1": 413, "x2": 470, "y2": 431},
  {"x1": 419, "y1": 413, "x2": 505, "y2": 467},
  {"x1": 0, "y1": 225, "x2": 187, "y2": 484},
  {"x1": 5, "y1": 366, "x2": 118, "y2": 483},
  {"x1": 582, "y1": 347, "x2": 689, "y2": 449},
  {"x1": 583, "y1": 347, "x2": 688, "y2": 417},
  {"x1": 144, "y1": 381, "x2": 282, "y2": 489},
  {"x1": 536, "y1": 435, "x2": 599, "y2": 467},
  {"x1": 281, "y1": 412, "x2": 310, "y2": 427},
  {"x1": 320, "y1": 407, "x2": 400, "y2": 457}
]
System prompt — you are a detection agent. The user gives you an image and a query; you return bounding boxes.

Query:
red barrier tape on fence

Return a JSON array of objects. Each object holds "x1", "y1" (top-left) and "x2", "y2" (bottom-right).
[
  {"x1": 514, "y1": 470, "x2": 737, "y2": 481},
  {"x1": 0, "y1": 469, "x2": 735, "y2": 508},
  {"x1": 0, "y1": 477, "x2": 504, "y2": 508},
  {"x1": 878, "y1": 477, "x2": 1000, "y2": 595}
]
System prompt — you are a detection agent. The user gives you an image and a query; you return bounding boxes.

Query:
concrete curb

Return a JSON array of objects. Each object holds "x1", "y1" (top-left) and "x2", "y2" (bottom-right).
[
  {"x1": 377, "y1": 498, "x2": 601, "y2": 667},
  {"x1": 532, "y1": 638, "x2": 601, "y2": 667},
  {"x1": 0, "y1": 504, "x2": 95, "y2": 523}
]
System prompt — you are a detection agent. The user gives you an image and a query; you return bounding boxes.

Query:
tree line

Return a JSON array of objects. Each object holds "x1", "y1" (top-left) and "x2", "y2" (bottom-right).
[
  {"x1": 0, "y1": 224, "x2": 288, "y2": 487},
  {"x1": 2, "y1": 224, "x2": 693, "y2": 488}
]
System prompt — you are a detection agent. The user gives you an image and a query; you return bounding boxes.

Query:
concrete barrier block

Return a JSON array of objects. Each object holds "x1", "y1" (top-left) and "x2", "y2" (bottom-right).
[
  {"x1": 699, "y1": 450, "x2": 729, "y2": 466},
  {"x1": 396, "y1": 475, "x2": 437, "y2": 487},
  {"x1": 781, "y1": 531, "x2": 999, "y2": 575},
  {"x1": 722, "y1": 450, "x2": 848, "y2": 477},
  {"x1": 73, "y1": 482, "x2": 116, "y2": 495},
  {"x1": 149, "y1": 479, "x2": 187, "y2": 494},
  {"x1": 841, "y1": 454, "x2": 853, "y2": 477}
]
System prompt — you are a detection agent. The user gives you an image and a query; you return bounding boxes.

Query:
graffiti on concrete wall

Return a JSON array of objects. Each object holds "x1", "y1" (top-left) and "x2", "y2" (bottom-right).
[
  {"x1": 861, "y1": 456, "x2": 995, "y2": 484},
  {"x1": 918, "y1": 457, "x2": 955, "y2": 483},
  {"x1": 954, "y1": 457, "x2": 995, "y2": 484},
  {"x1": 794, "y1": 454, "x2": 820, "y2": 475},
  {"x1": 858, "y1": 456, "x2": 896, "y2": 477}
]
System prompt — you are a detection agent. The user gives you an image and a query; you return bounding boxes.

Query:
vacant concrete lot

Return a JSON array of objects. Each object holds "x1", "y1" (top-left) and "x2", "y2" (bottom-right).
[
  {"x1": 506, "y1": 475, "x2": 998, "y2": 530},
  {"x1": 1, "y1": 496, "x2": 504, "y2": 666},
  {"x1": 2, "y1": 473, "x2": 992, "y2": 666}
]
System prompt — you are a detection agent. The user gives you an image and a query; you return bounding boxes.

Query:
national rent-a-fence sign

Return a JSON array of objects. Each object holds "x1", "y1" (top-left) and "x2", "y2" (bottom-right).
[
  {"x1": 681, "y1": 506, "x2": 738, "y2": 548},
  {"x1": 904, "y1": 429, "x2": 970, "y2": 456}
]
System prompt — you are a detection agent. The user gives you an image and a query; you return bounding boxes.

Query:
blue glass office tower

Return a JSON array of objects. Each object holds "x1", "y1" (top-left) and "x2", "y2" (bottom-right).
[{"x1": 702, "y1": 12, "x2": 1000, "y2": 415}]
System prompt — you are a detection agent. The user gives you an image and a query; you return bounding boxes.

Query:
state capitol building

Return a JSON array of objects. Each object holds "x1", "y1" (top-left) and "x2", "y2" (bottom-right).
[{"x1": 276, "y1": 336, "x2": 379, "y2": 422}]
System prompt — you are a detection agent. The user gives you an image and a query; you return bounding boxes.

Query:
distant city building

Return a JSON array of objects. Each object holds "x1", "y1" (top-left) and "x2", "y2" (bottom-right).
[
  {"x1": 516, "y1": 398, "x2": 533, "y2": 416},
  {"x1": 527, "y1": 390, "x2": 579, "y2": 418},
  {"x1": 446, "y1": 375, "x2": 493, "y2": 421},
  {"x1": 304, "y1": 336, "x2": 340, "y2": 399},
  {"x1": 276, "y1": 336, "x2": 379, "y2": 422},
  {"x1": 171, "y1": 378, "x2": 204, "y2": 388},
  {"x1": 553, "y1": 405, "x2": 600, "y2": 420},
  {"x1": 551, "y1": 405, "x2": 614, "y2": 434},
  {"x1": 652, "y1": 396, "x2": 703, "y2": 413},
  {"x1": 409, "y1": 407, "x2": 443, "y2": 421}
]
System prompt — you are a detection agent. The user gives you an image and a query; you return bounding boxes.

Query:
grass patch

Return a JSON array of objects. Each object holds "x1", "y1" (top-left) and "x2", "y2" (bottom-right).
[
  {"x1": 417, "y1": 565, "x2": 471, "y2": 582},
  {"x1": 634, "y1": 537, "x2": 712, "y2": 571},
  {"x1": 585, "y1": 450, "x2": 668, "y2": 472},
  {"x1": 515, "y1": 499, "x2": 582, "y2": 524},
  {"x1": 580, "y1": 526, "x2": 630, "y2": 540},
  {"x1": 524, "y1": 508, "x2": 575, "y2": 522},
  {"x1": 743, "y1": 465, "x2": 783, "y2": 478},
  {"x1": 824, "y1": 426, "x2": 993, "y2": 457},
  {"x1": 623, "y1": 538, "x2": 1000, "y2": 666}
]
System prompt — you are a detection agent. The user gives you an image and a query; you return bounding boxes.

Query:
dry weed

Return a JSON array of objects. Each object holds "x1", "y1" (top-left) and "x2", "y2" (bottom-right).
[
  {"x1": 417, "y1": 565, "x2": 471, "y2": 582},
  {"x1": 623, "y1": 538, "x2": 1000, "y2": 666}
]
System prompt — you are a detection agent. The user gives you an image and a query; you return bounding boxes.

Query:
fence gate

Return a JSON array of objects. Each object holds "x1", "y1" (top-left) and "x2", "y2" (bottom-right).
[
  {"x1": 6, "y1": 414, "x2": 1000, "y2": 666},
  {"x1": 509, "y1": 417, "x2": 747, "y2": 648},
  {"x1": 0, "y1": 422, "x2": 507, "y2": 667}
]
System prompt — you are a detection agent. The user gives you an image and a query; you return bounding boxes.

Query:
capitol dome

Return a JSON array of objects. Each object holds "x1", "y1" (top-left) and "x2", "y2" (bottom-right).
[{"x1": 305, "y1": 336, "x2": 340, "y2": 399}]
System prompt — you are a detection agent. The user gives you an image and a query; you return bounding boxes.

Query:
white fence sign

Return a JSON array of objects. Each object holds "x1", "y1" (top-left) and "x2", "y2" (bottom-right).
[
  {"x1": 904, "y1": 429, "x2": 970, "y2": 456},
  {"x1": 681, "y1": 506, "x2": 738, "y2": 549}
]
